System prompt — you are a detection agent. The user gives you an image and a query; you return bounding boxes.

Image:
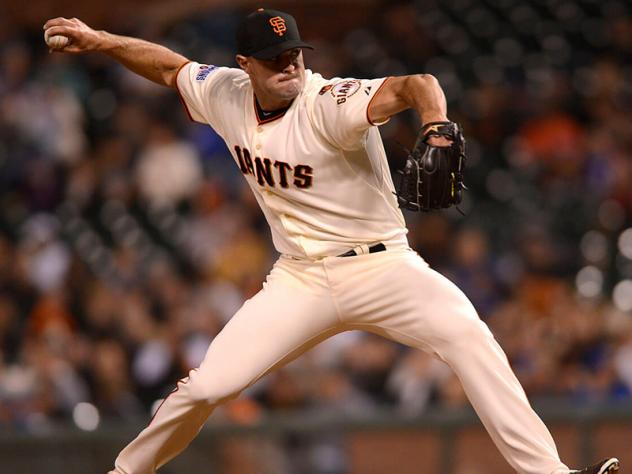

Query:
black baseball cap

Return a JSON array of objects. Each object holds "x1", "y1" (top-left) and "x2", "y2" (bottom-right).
[{"x1": 236, "y1": 9, "x2": 313, "y2": 60}]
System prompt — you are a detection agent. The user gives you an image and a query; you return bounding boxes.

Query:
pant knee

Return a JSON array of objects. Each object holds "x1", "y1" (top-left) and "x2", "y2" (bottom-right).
[
  {"x1": 184, "y1": 375, "x2": 243, "y2": 406},
  {"x1": 434, "y1": 312, "x2": 493, "y2": 352},
  {"x1": 459, "y1": 316, "x2": 492, "y2": 342}
]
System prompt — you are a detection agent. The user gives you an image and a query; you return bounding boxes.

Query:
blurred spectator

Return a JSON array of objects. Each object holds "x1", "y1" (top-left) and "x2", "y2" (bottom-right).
[
  {"x1": 135, "y1": 121, "x2": 203, "y2": 207},
  {"x1": 19, "y1": 213, "x2": 70, "y2": 293}
]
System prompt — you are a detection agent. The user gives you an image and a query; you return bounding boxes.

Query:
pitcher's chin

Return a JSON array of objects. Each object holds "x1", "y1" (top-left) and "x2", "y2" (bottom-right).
[{"x1": 276, "y1": 79, "x2": 303, "y2": 99}]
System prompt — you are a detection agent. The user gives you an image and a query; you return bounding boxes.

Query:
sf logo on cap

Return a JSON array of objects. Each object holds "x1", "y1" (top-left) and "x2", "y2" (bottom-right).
[{"x1": 269, "y1": 16, "x2": 287, "y2": 36}]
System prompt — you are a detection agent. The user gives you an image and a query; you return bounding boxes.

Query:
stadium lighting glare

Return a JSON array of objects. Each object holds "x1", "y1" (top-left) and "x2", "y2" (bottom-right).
[
  {"x1": 73, "y1": 402, "x2": 100, "y2": 431},
  {"x1": 576, "y1": 266, "x2": 603, "y2": 298},
  {"x1": 580, "y1": 230, "x2": 608, "y2": 264},
  {"x1": 618, "y1": 228, "x2": 632, "y2": 260},
  {"x1": 613, "y1": 280, "x2": 632, "y2": 313}
]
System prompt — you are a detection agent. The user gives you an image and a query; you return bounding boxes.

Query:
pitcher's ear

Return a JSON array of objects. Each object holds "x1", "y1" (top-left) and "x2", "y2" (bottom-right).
[{"x1": 236, "y1": 54, "x2": 249, "y2": 72}]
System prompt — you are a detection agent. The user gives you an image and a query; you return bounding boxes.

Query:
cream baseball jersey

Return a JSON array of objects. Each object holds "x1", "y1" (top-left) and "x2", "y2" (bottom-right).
[{"x1": 175, "y1": 62, "x2": 409, "y2": 258}]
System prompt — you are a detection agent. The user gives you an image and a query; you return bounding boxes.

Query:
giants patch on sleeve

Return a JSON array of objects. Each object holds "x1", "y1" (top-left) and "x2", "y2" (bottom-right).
[
  {"x1": 195, "y1": 65, "x2": 218, "y2": 81},
  {"x1": 329, "y1": 80, "x2": 362, "y2": 105}
]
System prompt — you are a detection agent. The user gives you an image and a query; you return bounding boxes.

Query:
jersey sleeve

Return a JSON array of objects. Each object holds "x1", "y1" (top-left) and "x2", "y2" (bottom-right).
[
  {"x1": 309, "y1": 77, "x2": 391, "y2": 150},
  {"x1": 175, "y1": 62, "x2": 239, "y2": 135}
]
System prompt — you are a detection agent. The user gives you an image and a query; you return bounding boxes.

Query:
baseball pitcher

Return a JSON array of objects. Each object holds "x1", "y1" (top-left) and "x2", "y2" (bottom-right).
[{"x1": 43, "y1": 9, "x2": 618, "y2": 474}]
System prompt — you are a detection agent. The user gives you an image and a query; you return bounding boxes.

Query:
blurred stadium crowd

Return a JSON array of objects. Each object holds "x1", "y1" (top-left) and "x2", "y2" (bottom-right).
[{"x1": 0, "y1": 0, "x2": 631, "y2": 434}]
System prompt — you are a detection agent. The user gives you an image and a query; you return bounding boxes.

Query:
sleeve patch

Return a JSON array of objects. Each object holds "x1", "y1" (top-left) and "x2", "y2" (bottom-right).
[
  {"x1": 319, "y1": 84, "x2": 333, "y2": 95},
  {"x1": 196, "y1": 65, "x2": 218, "y2": 81},
  {"x1": 329, "y1": 80, "x2": 362, "y2": 105}
]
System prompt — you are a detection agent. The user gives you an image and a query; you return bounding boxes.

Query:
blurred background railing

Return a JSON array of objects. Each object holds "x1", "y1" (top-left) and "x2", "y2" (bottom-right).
[{"x1": 0, "y1": 0, "x2": 630, "y2": 472}]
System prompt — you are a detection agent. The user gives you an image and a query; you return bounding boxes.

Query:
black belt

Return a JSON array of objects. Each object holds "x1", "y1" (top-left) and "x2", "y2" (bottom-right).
[{"x1": 338, "y1": 243, "x2": 386, "y2": 257}]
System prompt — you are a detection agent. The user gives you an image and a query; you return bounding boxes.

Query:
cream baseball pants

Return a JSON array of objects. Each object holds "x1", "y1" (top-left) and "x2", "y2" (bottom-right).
[{"x1": 110, "y1": 248, "x2": 569, "y2": 474}]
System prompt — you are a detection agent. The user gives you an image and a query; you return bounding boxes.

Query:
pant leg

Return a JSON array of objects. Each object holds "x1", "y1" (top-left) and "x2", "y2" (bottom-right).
[
  {"x1": 110, "y1": 258, "x2": 342, "y2": 474},
  {"x1": 324, "y1": 250, "x2": 569, "y2": 474}
]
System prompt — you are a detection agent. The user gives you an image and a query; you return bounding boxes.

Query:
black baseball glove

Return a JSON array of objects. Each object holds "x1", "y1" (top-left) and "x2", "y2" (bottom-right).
[{"x1": 394, "y1": 121, "x2": 466, "y2": 212}]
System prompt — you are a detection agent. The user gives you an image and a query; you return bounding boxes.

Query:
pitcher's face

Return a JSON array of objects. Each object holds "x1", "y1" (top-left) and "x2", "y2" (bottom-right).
[{"x1": 238, "y1": 48, "x2": 306, "y2": 103}]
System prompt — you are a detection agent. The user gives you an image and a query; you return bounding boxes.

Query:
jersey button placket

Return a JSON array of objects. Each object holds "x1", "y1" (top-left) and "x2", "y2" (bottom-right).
[{"x1": 254, "y1": 125, "x2": 265, "y2": 154}]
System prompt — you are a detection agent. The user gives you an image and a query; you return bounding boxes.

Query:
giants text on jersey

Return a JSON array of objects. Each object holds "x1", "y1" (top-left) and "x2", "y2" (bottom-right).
[{"x1": 175, "y1": 62, "x2": 408, "y2": 258}]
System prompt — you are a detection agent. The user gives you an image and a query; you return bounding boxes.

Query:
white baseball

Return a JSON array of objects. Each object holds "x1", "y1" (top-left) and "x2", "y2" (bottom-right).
[{"x1": 44, "y1": 30, "x2": 70, "y2": 49}]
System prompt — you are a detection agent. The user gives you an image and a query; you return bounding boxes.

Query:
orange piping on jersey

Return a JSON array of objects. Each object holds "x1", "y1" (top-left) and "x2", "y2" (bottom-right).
[
  {"x1": 173, "y1": 60, "x2": 195, "y2": 122},
  {"x1": 366, "y1": 76, "x2": 392, "y2": 126},
  {"x1": 253, "y1": 93, "x2": 291, "y2": 125}
]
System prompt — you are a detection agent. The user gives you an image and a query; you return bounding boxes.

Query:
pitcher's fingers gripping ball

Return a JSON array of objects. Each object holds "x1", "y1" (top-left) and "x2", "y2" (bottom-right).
[
  {"x1": 44, "y1": 29, "x2": 70, "y2": 50},
  {"x1": 42, "y1": 17, "x2": 101, "y2": 54}
]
